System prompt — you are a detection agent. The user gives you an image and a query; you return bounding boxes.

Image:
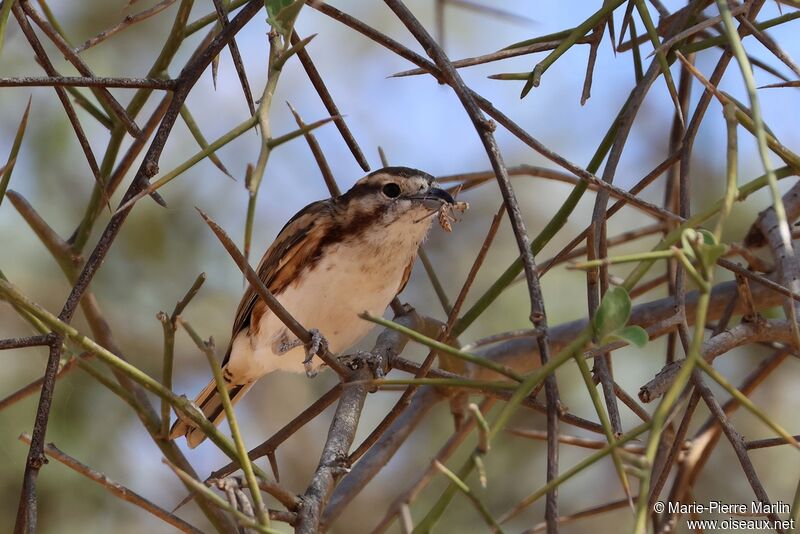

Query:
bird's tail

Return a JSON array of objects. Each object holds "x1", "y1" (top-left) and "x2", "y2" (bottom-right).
[{"x1": 169, "y1": 377, "x2": 254, "y2": 448}]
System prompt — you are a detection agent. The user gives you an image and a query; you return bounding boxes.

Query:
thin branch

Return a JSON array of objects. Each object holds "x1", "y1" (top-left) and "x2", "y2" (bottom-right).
[
  {"x1": 0, "y1": 335, "x2": 53, "y2": 350},
  {"x1": 290, "y1": 30, "x2": 370, "y2": 171},
  {"x1": 18, "y1": 434, "x2": 203, "y2": 534},
  {"x1": 75, "y1": 0, "x2": 179, "y2": 53},
  {"x1": 296, "y1": 366, "x2": 373, "y2": 532},
  {"x1": 382, "y1": 3, "x2": 560, "y2": 529},
  {"x1": 21, "y1": 0, "x2": 143, "y2": 137},
  {"x1": 0, "y1": 76, "x2": 178, "y2": 89},
  {"x1": 196, "y1": 208, "x2": 348, "y2": 376}
]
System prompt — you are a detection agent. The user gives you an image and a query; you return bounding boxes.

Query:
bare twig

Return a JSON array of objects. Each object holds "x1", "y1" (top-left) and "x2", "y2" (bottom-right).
[
  {"x1": 75, "y1": 0, "x2": 178, "y2": 53},
  {"x1": 18, "y1": 434, "x2": 203, "y2": 534},
  {"x1": 0, "y1": 76, "x2": 178, "y2": 89},
  {"x1": 196, "y1": 208, "x2": 348, "y2": 376}
]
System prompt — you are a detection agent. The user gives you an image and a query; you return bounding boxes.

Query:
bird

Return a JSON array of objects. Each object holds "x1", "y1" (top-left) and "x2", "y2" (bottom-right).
[{"x1": 170, "y1": 166, "x2": 455, "y2": 447}]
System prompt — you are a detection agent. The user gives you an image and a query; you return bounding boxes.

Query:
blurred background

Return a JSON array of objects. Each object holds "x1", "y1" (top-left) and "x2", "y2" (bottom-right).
[{"x1": 1, "y1": 1, "x2": 799, "y2": 532}]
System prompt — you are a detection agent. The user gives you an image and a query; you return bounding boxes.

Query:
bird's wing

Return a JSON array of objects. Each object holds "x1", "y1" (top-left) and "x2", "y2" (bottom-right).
[
  {"x1": 222, "y1": 199, "x2": 334, "y2": 365},
  {"x1": 396, "y1": 253, "x2": 416, "y2": 296}
]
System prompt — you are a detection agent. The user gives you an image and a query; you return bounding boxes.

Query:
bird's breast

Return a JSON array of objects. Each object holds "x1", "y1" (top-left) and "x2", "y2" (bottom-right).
[{"x1": 229, "y1": 216, "x2": 431, "y2": 378}]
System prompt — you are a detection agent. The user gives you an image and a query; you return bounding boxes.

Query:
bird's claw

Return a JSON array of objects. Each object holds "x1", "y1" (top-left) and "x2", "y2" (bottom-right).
[
  {"x1": 303, "y1": 329, "x2": 328, "y2": 378},
  {"x1": 304, "y1": 361, "x2": 318, "y2": 378},
  {"x1": 338, "y1": 350, "x2": 384, "y2": 378},
  {"x1": 360, "y1": 350, "x2": 385, "y2": 378}
]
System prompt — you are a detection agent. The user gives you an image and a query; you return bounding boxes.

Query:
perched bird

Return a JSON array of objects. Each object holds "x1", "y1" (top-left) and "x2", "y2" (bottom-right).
[{"x1": 171, "y1": 166, "x2": 455, "y2": 447}]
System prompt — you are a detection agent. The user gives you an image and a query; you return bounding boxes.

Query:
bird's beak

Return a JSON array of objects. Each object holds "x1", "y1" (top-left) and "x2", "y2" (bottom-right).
[{"x1": 409, "y1": 187, "x2": 455, "y2": 209}]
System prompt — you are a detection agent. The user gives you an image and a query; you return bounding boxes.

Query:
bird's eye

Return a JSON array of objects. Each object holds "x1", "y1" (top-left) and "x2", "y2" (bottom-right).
[{"x1": 382, "y1": 183, "x2": 401, "y2": 198}]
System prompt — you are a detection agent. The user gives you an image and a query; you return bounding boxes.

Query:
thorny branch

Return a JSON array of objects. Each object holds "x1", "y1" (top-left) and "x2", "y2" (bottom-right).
[{"x1": 2, "y1": 1, "x2": 800, "y2": 533}]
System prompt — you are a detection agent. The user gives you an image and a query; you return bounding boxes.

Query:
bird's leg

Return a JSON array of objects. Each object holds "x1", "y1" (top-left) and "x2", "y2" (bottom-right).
[
  {"x1": 303, "y1": 328, "x2": 328, "y2": 378},
  {"x1": 276, "y1": 333, "x2": 303, "y2": 355},
  {"x1": 274, "y1": 328, "x2": 329, "y2": 378}
]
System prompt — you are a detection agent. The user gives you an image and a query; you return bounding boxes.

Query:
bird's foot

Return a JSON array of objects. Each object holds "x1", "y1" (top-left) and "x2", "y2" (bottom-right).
[
  {"x1": 337, "y1": 350, "x2": 385, "y2": 378},
  {"x1": 303, "y1": 329, "x2": 328, "y2": 378},
  {"x1": 361, "y1": 350, "x2": 385, "y2": 378}
]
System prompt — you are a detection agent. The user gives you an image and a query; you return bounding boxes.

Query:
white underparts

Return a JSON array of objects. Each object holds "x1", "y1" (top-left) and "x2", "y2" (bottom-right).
[{"x1": 224, "y1": 207, "x2": 434, "y2": 382}]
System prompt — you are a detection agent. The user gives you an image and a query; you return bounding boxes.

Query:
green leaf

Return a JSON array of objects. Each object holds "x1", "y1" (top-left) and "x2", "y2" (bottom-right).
[
  {"x1": 0, "y1": 98, "x2": 31, "y2": 207},
  {"x1": 684, "y1": 228, "x2": 726, "y2": 270},
  {"x1": 0, "y1": 0, "x2": 15, "y2": 60},
  {"x1": 266, "y1": 0, "x2": 293, "y2": 15},
  {"x1": 697, "y1": 243, "x2": 727, "y2": 270},
  {"x1": 266, "y1": 0, "x2": 305, "y2": 37},
  {"x1": 697, "y1": 228, "x2": 717, "y2": 245},
  {"x1": 605, "y1": 325, "x2": 649, "y2": 348},
  {"x1": 593, "y1": 287, "x2": 632, "y2": 339},
  {"x1": 680, "y1": 228, "x2": 700, "y2": 260}
]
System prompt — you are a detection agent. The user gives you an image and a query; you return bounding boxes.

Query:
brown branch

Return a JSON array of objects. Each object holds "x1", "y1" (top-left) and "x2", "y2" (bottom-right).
[
  {"x1": 639, "y1": 319, "x2": 797, "y2": 402},
  {"x1": 11, "y1": 2, "x2": 266, "y2": 530},
  {"x1": 11, "y1": 5, "x2": 110, "y2": 208},
  {"x1": 381, "y1": 2, "x2": 561, "y2": 528},
  {"x1": 0, "y1": 76, "x2": 178, "y2": 89},
  {"x1": 211, "y1": 0, "x2": 255, "y2": 116},
  {"x1": 74, "y1": 0, "x2": 179, "y2": 53},
  {"x1": 196, "y1": 208, "x2": 348, "y2": 376},
  {"x1": 0, "y1": 335, "x2": 53, "y2": 350},
  {"x1": 506, "y1": 428, "x2": 651, "y2": 452},
  {"x1": 746, "y1": 435, "x2": 800, "y2": 450},
  {"x1": 295, "y1": 365, "x2": 370, "y2": 533},
  {"x1": 20, "y1": 0, "x2": 144, "y2": 138},
  {"x1": 18, "y1": 434, "x2": 203, "y2": 534},
  {"x1": 290, "y1": 30, "x2": 370, "y2": 171},
  {"x1": 13, "y1": 339, "x2": 63, "y2": 534},
  {"x1": 392, "y1": 39, "x2": 591, "y2": 78},
  {"x1": 287, "y1": 102, "x2": 341, "y2": 197},
  {"x1": 0, "y1": 354, "x2": 89, "y2": 412}
]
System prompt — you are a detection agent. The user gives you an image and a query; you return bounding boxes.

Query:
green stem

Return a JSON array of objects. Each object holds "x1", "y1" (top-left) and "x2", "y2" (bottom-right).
[
  {"x1": 714, "y1": 103, "x2": 739, "y2": 240},
  {"x1": 681, "y1": 11, "x2": 800, "y2": 55},
  {"x1": 455, "y1": 112, "x2": 622, "y2": 335},
  {"x1": 573, "y1": 249, "x2": 675, "y2": 269},
  {"x1": 180, "y1": 319, "x2": 269, "y2": 528},
  {"x1": 362, "y1": 313, "x2": 523, "y2": 381},
  {"x1": 573, "y1": 352, "x2": 632, "y2": 507},
  {"x1": 116, "y1": 114, "x2": 258, "y2": 213},
  {"x1": 523, "y1": 0, "x2": 626, "y2": 95},
  {"x1": 0, "y1": 278, "x2": 267, "y2": 480},
  {"x1": 500, "y1": 422, "x2": 650, "y2": 524},
  {"x1": 413, "y1": 327, "x2": 594, "y2": 532},
  {"x1": 696, "y1": 358, "x2": 799, "y2": 449},
  {"x1": 622, "y1": 166, "x2": 795, "y2": 291},
  {"x1": 715, "y1": 0, "x2": 790, "y2": 251}
]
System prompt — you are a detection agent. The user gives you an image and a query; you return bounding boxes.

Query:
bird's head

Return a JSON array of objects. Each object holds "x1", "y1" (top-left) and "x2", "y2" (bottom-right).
[{"x1": 337, "y1": 166, "x2": 455, "y2": 228}]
